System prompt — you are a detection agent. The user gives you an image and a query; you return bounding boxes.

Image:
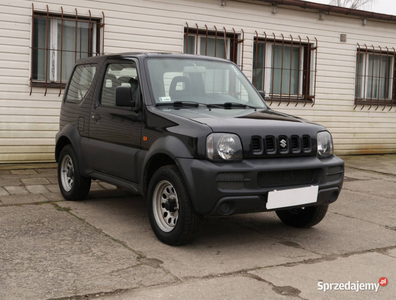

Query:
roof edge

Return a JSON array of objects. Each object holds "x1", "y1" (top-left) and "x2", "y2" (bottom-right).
[{"x1": 256, "y1": 0, "x2": 396, "y2": 22}]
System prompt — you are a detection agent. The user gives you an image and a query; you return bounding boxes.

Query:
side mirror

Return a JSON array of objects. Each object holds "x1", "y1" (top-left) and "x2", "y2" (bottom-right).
[
  {"x1": 258, "y1": 90, "x2": 266, "y2": 100},
  {"x1": 116, "y1": 86, "x2": 140, "y2": 112}
]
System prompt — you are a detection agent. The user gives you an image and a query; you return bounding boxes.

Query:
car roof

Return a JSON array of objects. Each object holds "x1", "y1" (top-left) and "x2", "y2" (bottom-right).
[{"x1": 76, "y1": 52, "x2": 231, "y2": 64}]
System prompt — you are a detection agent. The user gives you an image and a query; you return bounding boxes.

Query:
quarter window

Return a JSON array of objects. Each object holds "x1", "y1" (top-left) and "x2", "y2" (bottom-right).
[{"x1": 65, "y1": 64, "x2": 97, "y2": 102}]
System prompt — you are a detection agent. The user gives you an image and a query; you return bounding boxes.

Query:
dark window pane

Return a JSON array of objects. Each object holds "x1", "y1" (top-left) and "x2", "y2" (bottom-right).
[
  {"x1": 183, "y1": 36, "x2": 195, "y2": 54},
  {"x1": 252, "y1": 43, "x2": 265, "y2": 91},
  {"x1": 32, "y1": 17, "x2": 49, "y2": 81},
  {"x1": 65, "y1": 64, "x2": 96, "y2": 101}
]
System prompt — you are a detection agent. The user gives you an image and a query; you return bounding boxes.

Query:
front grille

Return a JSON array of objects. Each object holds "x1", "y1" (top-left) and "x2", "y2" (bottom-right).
[
  {"x1": 257, "y1": 169, "x2": 317, "y2": 188},
  {"x1": 251, "y1": 136, "x2": 262, "y2": 153},
  {"x1": 216, "y1": 172, "x2": 245, "y2": 190},
  {"x1": 251, "y1": 134, "x2": 313, "y2": 156},
  {"x1": 265, "y1": 136, "x2": 276, "y2": 153},
  {"x1": 291, "y1": 136, "x2": 300, "y2": 152},
  {"x1": 302, "y1": 135, "x2": 311, "y2": 152}
]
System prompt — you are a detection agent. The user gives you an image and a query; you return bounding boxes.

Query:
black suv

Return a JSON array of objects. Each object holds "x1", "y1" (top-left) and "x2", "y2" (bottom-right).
[{"x1": 56, "y1": 53, "x2": 344, "y2": 245}]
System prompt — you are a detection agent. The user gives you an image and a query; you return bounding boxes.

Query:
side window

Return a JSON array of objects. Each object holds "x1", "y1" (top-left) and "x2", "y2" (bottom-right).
[
  {"x1": 65, "y1": 64, "x2": 97, "y2": 102},
  {"x1": 100, "y1": 63, "x2": 138, "y2": 107}
]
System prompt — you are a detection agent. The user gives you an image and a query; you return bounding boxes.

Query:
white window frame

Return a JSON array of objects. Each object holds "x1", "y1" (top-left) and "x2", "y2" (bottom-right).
[
  {"x1": 184, "y1": 33, "x2": 236, "y2": 61},
  {"x1": 356, "y1": 52, "x2": 394, "y2": 100}
]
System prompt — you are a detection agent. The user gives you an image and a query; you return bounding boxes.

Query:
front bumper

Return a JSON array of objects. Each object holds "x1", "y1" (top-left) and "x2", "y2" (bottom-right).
[{"x1": 176, "y1": 155, "x2": 344, "y2": 216}]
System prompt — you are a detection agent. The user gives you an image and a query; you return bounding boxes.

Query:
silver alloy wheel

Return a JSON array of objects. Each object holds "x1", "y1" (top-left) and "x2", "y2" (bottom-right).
[
  {"x1": 60, "y1": 155, "x2": 74, "y2": 192},
  {"x1": 152, "y1": 180, "x2": 179, "y2": 232}
]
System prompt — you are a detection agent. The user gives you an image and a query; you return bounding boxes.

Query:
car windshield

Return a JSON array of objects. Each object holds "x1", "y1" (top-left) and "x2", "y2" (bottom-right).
[{"x1": 146, "y1": 57, "x2": 266, "y2": 108}]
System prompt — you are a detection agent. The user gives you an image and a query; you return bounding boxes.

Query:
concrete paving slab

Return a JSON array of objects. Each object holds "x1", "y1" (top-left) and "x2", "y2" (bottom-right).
[
  {"x1": 47, "y1": 176, "x2": 59, "y2": 184},
  {"x1": 250, "y1": 252, "x2": 396, "y2": 300},
  {"x1": 0, "y1": 194, "x2": 51, "y2": 205},
  {"x1": 0, "y1": 170, "x2": 11, "y2": 175},
  {"x1": 342, "y1": 155, "x2": 396, "y2": 176},
  {"x1": 344, "y1": 166, "x2": 394, "y2": 182},
  {"x1": 100, "y1": 275, "x2": 287, "y2": 300},
  {"x1": 21, "y1": 177, "x2": 50, "y2": 185},
  {"x1": 385, "y1": 248, "x2": 396, "y2": 258},
  {"x1": 329, "y1": 190, "x2": 396, "y2": 229},
  {"x1": 227, "y1": 210, "x2": 396, "y2": 256},
  {"x1": 42, "y1": 192, "x2": 65, "y2": 201},
  {"x1": 0, "y1": 204, "x2": 174, "y2": 300},
  {"x1": 0, "y1": 163, "x2": 55, "y2": 170},
  {"x1": 0, "y1": 179, "x2": 22, "y2": 186},
  {"x1": 0, "y1": 187, "x2": 9, "y2": 196},
  {"x1": 35, "y1": 168, "x2": 57, "y2": 175},
  {"x1": 25, "y1": 185, "x2": 50, "y2": 194},
  {"x1": 1, "y1": 174, "x2": 48, "y2": 180},
  {"x1": 58, "y1": 197, "x2": 321, "y2": 279},
  {"x1": 4, "y1": 185, "x2": 29, "y2": 195},
  {"x1": 10, "y1": 169, "x2": 38, "y2": 175},
  {"x1": 343, "y1": 179, "x2": 396, "y2": 200},
  {"x1": 0, "y1": 157, "x2": 395, "y2": 300},
  {"x1": 45, "y1": 184, "x2": 61, "y2": 193}
]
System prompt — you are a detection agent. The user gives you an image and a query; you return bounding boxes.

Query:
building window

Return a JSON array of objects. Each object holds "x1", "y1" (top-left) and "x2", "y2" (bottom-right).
[
  {"x1": 355, "y1": 47, "x2": 395, "y2": 109},
  {"x1": 183, "y1": 24, "x2": 244, "y2": 68},
  {"x1": 252, "y1": 34, "x2": 317, "y2": 106},
  {"x1": 31, "y1": 9, "x2": 101, "y2": 90}
]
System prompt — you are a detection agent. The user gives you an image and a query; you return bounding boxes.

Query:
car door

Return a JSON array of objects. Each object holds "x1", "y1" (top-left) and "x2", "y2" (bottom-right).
[{"x1": 87, "y1": 59, "x2": 142, "y2": 182}]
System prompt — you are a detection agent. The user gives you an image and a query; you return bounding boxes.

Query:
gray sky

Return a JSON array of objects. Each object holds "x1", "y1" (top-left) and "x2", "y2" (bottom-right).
[{"x1": 306, "y1": 0, "x2": 396, "y2": 15}]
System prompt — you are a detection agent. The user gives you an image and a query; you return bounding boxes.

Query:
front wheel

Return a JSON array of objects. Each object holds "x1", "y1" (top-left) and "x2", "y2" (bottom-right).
[
  {"x1": 147, "y1": 165, "x2": 203, "y2": 245},
  {"x1": 276, "y1": 205, "x2": 328, "y2": 228}
]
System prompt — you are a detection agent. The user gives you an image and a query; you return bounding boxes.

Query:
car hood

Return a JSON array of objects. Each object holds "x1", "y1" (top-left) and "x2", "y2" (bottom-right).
[
  {"x1": 155, "y1": 106, "x2": 326, "y2": 158},
  {"x1": 156, "y1": 107, "x2": 325, "y2": 135}
]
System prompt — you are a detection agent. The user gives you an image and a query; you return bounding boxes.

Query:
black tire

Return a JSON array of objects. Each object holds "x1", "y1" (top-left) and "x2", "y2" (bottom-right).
[
  {"x1": 58, "y1": 144, "x2": 91, "y2": 201},
  {"x1": 276, "y1": 205, "x2": 328, "y2": 228},
  {"x1": 147, "y1": 165, "x2": 203, "y2": 245}
]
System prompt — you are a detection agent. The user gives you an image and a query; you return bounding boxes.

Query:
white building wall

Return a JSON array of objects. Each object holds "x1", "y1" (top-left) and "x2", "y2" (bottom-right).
[{"x1": 1, "y1": 0, "x2": 396, "y2": 162}]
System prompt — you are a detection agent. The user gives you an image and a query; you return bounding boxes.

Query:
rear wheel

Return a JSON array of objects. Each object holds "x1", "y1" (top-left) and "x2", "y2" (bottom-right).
[
  {"x1": 58, "y1": 145, "x2": 91, "y2": 201},
  {"x1": 276, "y1": 205, "x2": 328, "y2": 228},
  {"x1": 147, "y1": 165, "x2": 203, "y2": 245}
]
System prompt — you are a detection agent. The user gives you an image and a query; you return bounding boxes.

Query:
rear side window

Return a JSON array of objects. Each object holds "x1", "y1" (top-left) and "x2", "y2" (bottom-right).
[{"x1": 65, "y1": 64, "x2": 97, "y2": 102}]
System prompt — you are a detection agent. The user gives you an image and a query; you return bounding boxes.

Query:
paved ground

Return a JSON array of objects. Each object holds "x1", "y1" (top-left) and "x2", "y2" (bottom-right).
[{"x1": 0, "y1": 155, "x2": 395, "y2": 300}]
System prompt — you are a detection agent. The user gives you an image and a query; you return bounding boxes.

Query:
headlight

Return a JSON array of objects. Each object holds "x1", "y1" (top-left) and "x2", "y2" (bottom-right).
[
  {"x1": 317, "y1": 131, "x2": 333, "y2": 158},
  {"x1": 206, "y1": 133, "x2": 243, "y2": 161}
]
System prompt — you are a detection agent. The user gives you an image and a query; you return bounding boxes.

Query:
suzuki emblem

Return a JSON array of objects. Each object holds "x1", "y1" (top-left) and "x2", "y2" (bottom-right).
[{"x1": 280, "y1": 139, "x2": 287, "y2": 149}]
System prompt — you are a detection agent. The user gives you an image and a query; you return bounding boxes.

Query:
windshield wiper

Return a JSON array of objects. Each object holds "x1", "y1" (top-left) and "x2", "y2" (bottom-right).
[
  {"x1": 156, "y1": 101, "x2": 223, "y2": 109},
  {"x1": 222, "y1": 102, "x2": 258, "y2": 111},
  {"x1": 156, "y1": 100, "x2": 259, "y2": 111}
]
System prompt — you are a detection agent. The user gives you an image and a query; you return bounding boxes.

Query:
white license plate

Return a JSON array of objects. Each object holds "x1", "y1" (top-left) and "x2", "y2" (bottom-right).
[{"x1": 266, "y1": 185, "x2": 319, "y2": 210}]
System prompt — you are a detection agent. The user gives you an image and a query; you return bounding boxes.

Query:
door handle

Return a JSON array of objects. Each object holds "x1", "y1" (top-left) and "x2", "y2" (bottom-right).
[{"x1": 91, "y1": 114, "x2": 101, "y2": 123}]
